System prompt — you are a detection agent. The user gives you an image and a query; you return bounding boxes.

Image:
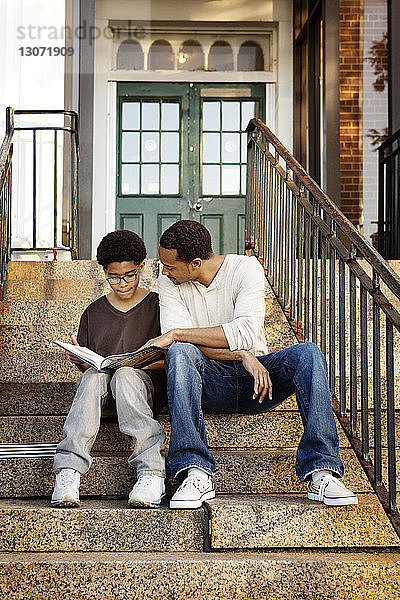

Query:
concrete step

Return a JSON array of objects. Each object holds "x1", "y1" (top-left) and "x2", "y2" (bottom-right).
[
  {"x1": 0, "y1": 412, "x2": 340, "y2": 451},
  {"x1": 1, "y1": 494, "x2": 397, "y2": 554},
  {"x1": 0, "y1": 450, "x2": 372, "y2": 498},
  {"x1": 7, "y1": 259, "x2": 160, "y2": 282},
  {"x1": 8, "y1": 260, "x2": 104, "y2": 280},
  {"x1": 2, "y1": 413, "x2": 400, "y2": 451},
  {"x1": 1, "y1": 551, "x2": 400, "y2": 600},
  {"x1": 0, "y1": 382, "x2": 77, "y2": 415},
  {"x1": 0, "y1": 353, "x2": 78, "y2": 383},
  {"x1": 4, "y1": 279, "x2": 108, "y2": 302},
  {"x1": 0, "y1": 300, "x2": 284, "y2": 351},
  {"x1": 0, "y1": 498, "x2": 206, "y2": 552},
  {"x1": 0, "y1": 300, "x2": 90, "y2": 327},
  {"x1": 207, "y1": 494, "x2": 399, "y2": 549}
]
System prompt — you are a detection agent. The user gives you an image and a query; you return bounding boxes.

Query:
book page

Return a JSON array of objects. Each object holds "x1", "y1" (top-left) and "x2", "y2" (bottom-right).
[
  {"x1": 53, "y1": 340, "x2": 104, "y2": 370},
  {"x1": 100, "y1": 346, "x2": 166, "y2": 369}
]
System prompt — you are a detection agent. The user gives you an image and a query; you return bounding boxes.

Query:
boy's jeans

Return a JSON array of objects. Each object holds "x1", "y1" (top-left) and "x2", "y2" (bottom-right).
[
  {"x1": 53, "y1": 366, "x2": 166, "y2": 477},
  {"x1": 165, "y1": 342, "x2": 343, "y2": 482}
]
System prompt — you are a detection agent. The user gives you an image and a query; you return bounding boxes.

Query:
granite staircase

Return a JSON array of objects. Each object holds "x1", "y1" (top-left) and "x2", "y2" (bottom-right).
[{"x1": 0, "y1": 259, "x2": 399, "y2": 599}]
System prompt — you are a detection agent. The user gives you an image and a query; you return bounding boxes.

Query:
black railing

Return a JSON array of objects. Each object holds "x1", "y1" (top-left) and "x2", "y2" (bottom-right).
[
  {"x1": 378, "y1": 128, "x2": 400, "y2": 259},
  {"x1": 0, "y1": 110, "x2": 13, "y2": 296},
  {"x1": 4, "y1": 107, "x2": 79, "y2": 256},
  {"x1": 246, "y1": 118, "x2": 400, "y2": 537}
]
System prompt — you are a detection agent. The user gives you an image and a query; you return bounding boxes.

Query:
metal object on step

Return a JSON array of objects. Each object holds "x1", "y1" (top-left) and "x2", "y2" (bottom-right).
[{"x1": 0, "y1": 443, "x2": 58, "y2": 458}]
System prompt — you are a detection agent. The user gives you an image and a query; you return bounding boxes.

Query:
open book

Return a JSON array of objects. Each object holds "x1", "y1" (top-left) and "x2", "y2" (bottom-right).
[{"x1": 53, "y1": 340, "x2": 167, "y2": 372}]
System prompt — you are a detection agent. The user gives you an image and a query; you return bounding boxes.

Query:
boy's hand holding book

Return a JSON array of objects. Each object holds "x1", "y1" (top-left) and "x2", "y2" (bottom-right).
[{"x1": 68, "y1": 335, "x2": 91, "y2": 373}]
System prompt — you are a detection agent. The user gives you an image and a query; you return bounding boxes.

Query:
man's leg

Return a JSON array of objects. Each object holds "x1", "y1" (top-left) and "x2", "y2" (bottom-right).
[
  {"x1": 236, "y1": 343, "x2": 357, "y2": 505},
  {"x1": 165, "y1": 342, "x2": 237, "y2": 509},
  {"x1": 237, "y1": 343, "x2": 342, "y2": 479},
  {"x1": 52, "y1": 368, "x2": 109, "y2": 506}
]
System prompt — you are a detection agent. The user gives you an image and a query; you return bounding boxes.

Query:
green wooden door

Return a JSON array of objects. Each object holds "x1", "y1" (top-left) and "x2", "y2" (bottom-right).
[{"x1": 116, "y1": 82, "x2": 265, "y2": 256}]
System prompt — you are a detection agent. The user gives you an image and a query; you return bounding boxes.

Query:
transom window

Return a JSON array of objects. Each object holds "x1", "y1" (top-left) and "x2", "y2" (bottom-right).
[{"x1": 114, "y1": 36, "x2": 271, "y2": 72}]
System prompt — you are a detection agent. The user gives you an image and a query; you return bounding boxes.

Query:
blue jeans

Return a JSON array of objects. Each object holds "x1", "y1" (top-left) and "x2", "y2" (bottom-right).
[{"x1": 165, "y1": 342, "x2": 343, "y2": 482}]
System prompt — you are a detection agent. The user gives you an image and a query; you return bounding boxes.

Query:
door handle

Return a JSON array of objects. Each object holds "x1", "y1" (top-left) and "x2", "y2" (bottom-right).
[
  {"x1": 192, "y1": 201, "x2": 203, "y2": 212},
  {"x1": 189, "y1": 197, "x2": 212, "y2": 212}
]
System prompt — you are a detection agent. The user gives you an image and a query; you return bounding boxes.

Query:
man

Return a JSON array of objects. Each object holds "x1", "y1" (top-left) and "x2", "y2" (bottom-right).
[{"x1": 144, "y1": 220, "x2": 357, "y2": 509}]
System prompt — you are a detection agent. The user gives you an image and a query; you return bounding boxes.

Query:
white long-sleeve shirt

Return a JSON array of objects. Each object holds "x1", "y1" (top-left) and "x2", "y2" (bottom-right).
[{"x1": 158, "y1": 254, "x2": 268, "y2": 356}]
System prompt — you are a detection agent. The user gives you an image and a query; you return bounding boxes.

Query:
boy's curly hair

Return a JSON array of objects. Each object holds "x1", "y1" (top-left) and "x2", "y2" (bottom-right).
[
  {"x1": 159, "y1": 220, "x2": 213, "y2": 262},
  {"x1": 96, "y1": 230, "x2": 146, "y2": 267}
]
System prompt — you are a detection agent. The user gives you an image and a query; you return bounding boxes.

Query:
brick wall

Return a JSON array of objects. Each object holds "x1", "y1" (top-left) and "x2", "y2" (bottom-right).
[{"x1": 339, "y1": 0, "x2": 364, "y2": 228}]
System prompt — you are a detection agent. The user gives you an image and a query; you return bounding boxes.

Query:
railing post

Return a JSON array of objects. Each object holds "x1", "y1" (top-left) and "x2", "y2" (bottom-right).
[
  {"x1": 6, "y1": 107, "x2": 14, "y2": 135},
  {"x1": 245, "y1": 128, "x2": 257, "y2": 254}
]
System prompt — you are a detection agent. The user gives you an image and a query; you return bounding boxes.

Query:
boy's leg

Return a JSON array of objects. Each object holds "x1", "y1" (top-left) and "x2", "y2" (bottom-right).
[
  {"x1": 109, "y1": 366, "x2": 166, "y2": 477},
  {"x1": 53, "y1": 367, "x2": 110, "y2": 474}
]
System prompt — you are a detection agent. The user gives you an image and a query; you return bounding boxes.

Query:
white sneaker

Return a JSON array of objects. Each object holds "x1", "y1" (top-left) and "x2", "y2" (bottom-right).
[
  {"x1": 308, "y1": 474, "x2": 358, "y2": 506},
  {"x1": 128, "y1": 474, "x2": 165, "y2": 508},
  {"x1": 51, "y1": 468, "x2": 81, "y2": 507},
  {"x1": 170, "y1": 474, "x2": 215, "y2": 509}
]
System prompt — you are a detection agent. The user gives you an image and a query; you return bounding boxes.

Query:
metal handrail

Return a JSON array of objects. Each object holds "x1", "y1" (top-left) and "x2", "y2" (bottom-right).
[
  {"x1": 378, "y1": 126, "x2": 400, "y2": 152},
  {"x1": 246, "y1": 117, "x2": 400, "y2": 537},
  {"x1": 0, "y1": 113, "x2": 13, "y2": 296},
  {"x1": 378, "y1": 127, "x2": 400, "y2": 259},
  {"x1": 0, "y1": 107, "x2": 79, "y2": 295}
]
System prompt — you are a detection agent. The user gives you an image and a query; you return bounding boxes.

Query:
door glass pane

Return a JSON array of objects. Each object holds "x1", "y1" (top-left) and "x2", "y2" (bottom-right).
[
  {"x1": 142, "y1": 102, "x2": 160, "y2": 130},
  {"x1": 142, "y1": 132, "x2": 159, "y2": 162},
  {"x1": 222, "y1": 102, "x2": 240, "y2": 131},
  {"x1": 222, "y1": 133, "x2": 240, "y2": 163},
  {"x1": 241, "y1": 165, "x2": 247, "y2": 194},
  {"x1": 161, "y1": 103, "x2": 179, "y2": 130},
  {"x1": 161, "y1": 132, "x2": 179, "y2": 163},
  {"x1": 203, "y1": 102, "x2": 220, "y2": 131},
  {"x1": 241, "y1": 101, "x2": 256, "y2": 130},
  {"x1": 141, "y1": 164, "x2": 159, "y2": 194},
  {"x1": 122, "y1": 102, "x2": 140, "y2": 130},
  {"x1": 202, "y1": 165, "x2": 220, "y2": 195},
  {"x1": 241, "y1": 132, "x2": 248, "y2": 162},
  {"x1": 202, "y1": 133, "x2": 220, "y2": 163},
  {"x1": 161, "y1": 164, "x2": 179, "y2": 194},
  {"x1": 222, "y1": 165, "x2": 240, "y2": 194},
  {"x1": 122, "y1": 132, "x2": 140, "y2": 162},
  {"x1": 121, "y1": 164, "x2": 139, "y2": 195}
]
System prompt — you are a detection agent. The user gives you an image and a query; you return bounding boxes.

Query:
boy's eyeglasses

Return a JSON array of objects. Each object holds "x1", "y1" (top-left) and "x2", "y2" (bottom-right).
[{"x1": 105, "y1": 263, "x2": 142, "y2": 286}]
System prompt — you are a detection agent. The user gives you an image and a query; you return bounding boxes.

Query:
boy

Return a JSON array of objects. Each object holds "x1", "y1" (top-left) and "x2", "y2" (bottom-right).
[{"x1": 51, "y1": 230, "x2": 166, "y2": 508}]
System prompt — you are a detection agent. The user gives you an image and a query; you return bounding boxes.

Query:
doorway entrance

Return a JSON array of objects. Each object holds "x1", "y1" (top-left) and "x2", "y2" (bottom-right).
[{"x1": 116, "y1": 82, "x2": 266, "y2": 256}]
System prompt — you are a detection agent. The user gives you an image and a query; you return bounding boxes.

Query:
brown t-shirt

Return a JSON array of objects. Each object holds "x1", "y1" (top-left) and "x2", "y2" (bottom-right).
[{"x1": 77, "y1": 291, "x2": 166, "y2": 399}]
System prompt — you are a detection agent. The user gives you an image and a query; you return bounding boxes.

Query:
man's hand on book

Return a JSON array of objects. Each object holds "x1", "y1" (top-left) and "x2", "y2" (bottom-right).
[
  {"x1": 239, "y1": 350, "x2": 273, "y2": 404},
  {"x1": 139, "y1": 330, "x2": 175, "y2": 351},
  {"x1": 68, "y1": 335, "x2": 90, "y2": 372}
]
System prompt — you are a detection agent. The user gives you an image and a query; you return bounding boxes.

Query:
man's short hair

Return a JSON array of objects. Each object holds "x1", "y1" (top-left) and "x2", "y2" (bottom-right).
[
  {"x1": 96, "y1": 230, "x2": 146, "y2": 268},
  {"x1": 159, "y1": 220, "x2": 213, "y2": 262}
]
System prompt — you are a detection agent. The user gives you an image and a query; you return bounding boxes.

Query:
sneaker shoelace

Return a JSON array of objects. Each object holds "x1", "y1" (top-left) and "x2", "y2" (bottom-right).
[
  {"x1": 177, "y1": 475, "x2": 207, "y2": 493},
  {"x1": 136, "y1": 475, "x2": 155, "y2": 488},
  {"x1": 317, "y1": 474, "x2": 333, "y2": 502},
  {"x1": 316, "y1": 473, "x2": 348, "y2": 501},
  {"x1": 59, "y1": 469, "x2": 77, "y2": 488}
]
